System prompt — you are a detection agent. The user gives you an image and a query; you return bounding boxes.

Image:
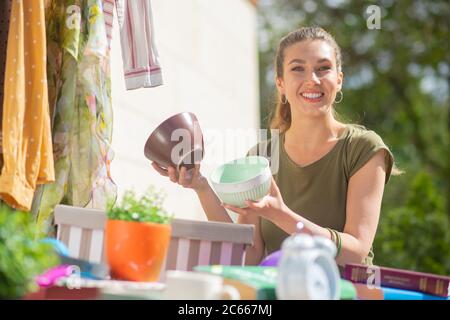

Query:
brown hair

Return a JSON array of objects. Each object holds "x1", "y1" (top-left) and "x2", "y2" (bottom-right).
[{"x1": 269, "y1": 27, "x2": 343, "y2": 132}]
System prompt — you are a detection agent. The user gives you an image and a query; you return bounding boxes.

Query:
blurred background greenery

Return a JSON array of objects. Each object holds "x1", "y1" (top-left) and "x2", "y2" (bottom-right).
[
  {"x1": 0, "y1": 204, "x2": 59, "y2": 299},
  {"x1": 257, "y1": 0, "x2": 449, "y2": 275}
]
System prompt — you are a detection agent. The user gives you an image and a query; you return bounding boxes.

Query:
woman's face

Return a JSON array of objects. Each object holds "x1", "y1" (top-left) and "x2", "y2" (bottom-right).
[{"x1": 276, "y1": 39, "x2": 343, "y2": 119}]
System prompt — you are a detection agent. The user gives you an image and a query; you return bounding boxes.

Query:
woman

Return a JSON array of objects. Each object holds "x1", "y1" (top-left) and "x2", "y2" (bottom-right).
[{"x1": 152, "y1": 27, "x2": 396, "y2": 268}]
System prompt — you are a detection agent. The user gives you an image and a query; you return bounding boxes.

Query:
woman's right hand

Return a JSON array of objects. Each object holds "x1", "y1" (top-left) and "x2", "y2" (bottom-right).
[{"x1": 151, "y1": 162, "x2": 209, "y2": 193}]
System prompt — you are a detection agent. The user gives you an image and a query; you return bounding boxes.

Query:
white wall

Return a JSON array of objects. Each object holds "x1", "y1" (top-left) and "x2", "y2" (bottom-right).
[{"x1": 109, "y1": 0, "x2": 259, "y2": 220}]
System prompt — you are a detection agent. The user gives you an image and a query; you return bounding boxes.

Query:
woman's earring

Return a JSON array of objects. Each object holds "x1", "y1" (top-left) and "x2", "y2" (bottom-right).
[
  {"x1": 334, "y1": 91, "x2": 343, "y2": 104},
  {"x1": 281, "y1": 95, "x2": 288, "y2": 104}
]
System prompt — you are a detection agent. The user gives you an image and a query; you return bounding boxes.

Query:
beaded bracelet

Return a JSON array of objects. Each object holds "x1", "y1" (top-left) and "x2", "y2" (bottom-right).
[
  {"x1": 326, "y1": 228, "x2": 335, "y2": 243},
  {"x1": 334, "y1": 230, "x2": 342, "y2": 258},
  {"x1": 326, "y1": 228, "x2": 337, "y2": 255},
  {"x1": 326, "y1": 228, "x2": 342, "y2": 258}
]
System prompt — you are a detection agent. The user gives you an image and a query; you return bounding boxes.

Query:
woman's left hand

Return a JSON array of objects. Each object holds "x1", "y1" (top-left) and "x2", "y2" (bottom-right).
[{"x1": 222, "y1": 177, "x2": 287, "y2": 221}]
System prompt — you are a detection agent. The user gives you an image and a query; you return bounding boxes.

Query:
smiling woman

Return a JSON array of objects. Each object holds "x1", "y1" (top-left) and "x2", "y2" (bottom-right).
[
  {"x1": 241, "y1": 27, "x2": 397, "y2": 268},
  {"x1": 151, "y1": 26, "x2": 399, "y2": 271},
  {"x1": 272, "y1": 27, "x2": 344, "y2": 131}
]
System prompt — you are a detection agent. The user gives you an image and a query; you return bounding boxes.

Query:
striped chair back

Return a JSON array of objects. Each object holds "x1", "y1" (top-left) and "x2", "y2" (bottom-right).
[
  {"x1": 54, "y1": 205, "x2": 107, "y2": 264},
  {"x1": 54, "y1": 205, "x2": 254, "y2": 278},
  {"x1": 165, "y1": 219, "x2": 254, "y2": 272}
]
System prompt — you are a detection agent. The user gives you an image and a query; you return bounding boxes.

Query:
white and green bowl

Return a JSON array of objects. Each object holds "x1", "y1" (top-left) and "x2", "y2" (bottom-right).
[{"x1": 210, "y1": 156, "x2": 272, "y2": 208}]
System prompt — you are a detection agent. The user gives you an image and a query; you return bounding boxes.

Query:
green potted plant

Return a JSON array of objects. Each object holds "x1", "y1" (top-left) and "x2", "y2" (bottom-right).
[
  {"x1": 0, "y1": 204, "x2": 59, "y2": 299},
  {"x1": 105, "y1": 187, "x2": 173, "y2": 282}
]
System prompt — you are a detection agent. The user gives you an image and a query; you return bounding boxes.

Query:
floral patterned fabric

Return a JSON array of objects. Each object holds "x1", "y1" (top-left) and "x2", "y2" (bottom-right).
[{"x1": 33, "y1": 0, "x2": 117, "y2": 233}]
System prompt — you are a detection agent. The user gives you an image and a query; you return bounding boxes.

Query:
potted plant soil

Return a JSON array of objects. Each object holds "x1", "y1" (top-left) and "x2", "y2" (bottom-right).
[{"x1": 106, "y1": 188, "x2": 173, "y2": 282}]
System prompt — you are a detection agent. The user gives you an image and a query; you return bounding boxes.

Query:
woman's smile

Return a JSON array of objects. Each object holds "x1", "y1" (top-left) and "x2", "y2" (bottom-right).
[{"x1": 300, "y1": 90, "x2": 325, "y2": 104}]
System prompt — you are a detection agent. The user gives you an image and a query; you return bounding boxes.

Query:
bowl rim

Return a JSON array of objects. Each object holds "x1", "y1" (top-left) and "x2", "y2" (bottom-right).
[{"x1": 210, "y1": 156, "x2": 272, "y2": 193}]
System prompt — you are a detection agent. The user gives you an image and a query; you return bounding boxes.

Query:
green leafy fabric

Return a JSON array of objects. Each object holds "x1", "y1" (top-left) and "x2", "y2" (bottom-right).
[{"x1": 33, "y1": 0, "x2": 116, "y2": 234}]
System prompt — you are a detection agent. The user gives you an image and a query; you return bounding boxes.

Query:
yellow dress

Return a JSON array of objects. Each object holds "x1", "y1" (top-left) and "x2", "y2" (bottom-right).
[{"x1": 0, "y1": 0, "x2": 55, "y2": 211}]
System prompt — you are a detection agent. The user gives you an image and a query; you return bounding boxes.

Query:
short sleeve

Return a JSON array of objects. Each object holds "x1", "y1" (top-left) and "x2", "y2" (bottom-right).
[{"x1": 347, "y1": 131, "x2": 394, "y2": 184}]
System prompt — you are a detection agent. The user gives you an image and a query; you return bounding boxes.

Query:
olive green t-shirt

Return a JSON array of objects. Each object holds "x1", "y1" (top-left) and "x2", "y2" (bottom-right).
[{"x1": 248, "y1": 124, "x2": 394, "y2": 263}]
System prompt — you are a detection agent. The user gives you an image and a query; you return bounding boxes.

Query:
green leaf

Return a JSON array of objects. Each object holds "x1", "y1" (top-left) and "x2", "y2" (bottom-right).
[
  {"x1": 0, "y1": 204, "x2": 60, "y2": 299},
  {"x1": 106, "y1": 187, "x2": 173, "y2": 224}
]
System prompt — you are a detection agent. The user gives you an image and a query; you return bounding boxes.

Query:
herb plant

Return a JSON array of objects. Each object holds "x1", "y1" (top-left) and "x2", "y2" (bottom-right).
[{"x1": 107, "y1": 187, "x2": 173, "y2": 224}]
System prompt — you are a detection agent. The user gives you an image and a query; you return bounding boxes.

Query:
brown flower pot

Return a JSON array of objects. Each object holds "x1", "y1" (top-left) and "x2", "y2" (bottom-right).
[{"x1": 105, "y1": 219, "x2": 171, "y2": 282}]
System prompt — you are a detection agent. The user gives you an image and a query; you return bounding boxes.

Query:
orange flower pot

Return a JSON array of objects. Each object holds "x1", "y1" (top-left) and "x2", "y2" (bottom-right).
[{"x1": 105, "y1": 219, "x2": 171, "y2": 282}]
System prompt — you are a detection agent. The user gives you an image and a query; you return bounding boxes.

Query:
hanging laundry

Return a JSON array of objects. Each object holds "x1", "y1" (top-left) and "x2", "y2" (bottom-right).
[
  {"x1": 33, "y1": 0, "x2": 117, "y2": 233},
  {"x1": 0, "y1": 0, "x2": 55, "y2": 211},
  {"x1": 103, "y1": 0, "x2": 163, "y2": 90},
  {"x1": 0, "y1": 0, "x2": 13, "y2": 172},
  {"x1": 32, "y1": 0, "x2": 164, "y2": 234}
]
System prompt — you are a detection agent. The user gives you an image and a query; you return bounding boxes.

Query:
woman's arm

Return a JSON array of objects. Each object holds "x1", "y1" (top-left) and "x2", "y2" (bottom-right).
[
  {"x1": 195, "y1": 185, "x2": 233, "y2": 223},
  {"x1": 336, "y1": 149, "x2": 387, "y2": 266},
  {"x1": 224, "y1": 150, "x2": 388, "y2": 266},
  {"x1": 237, "y1": 214, "x2": 265, "y2": 265},
  {"x1": 153, "y1": 162, "x2": 264, "y2": 264},
  {"x1": 195, "y1": 186, "x2": 265, "y2": 264},
  {"x1": 152, "y1": 162, "x2": 232, "y2": 223},
  {"x1": 270, "y1": 150, "x2": 387, "y2": 266}
]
